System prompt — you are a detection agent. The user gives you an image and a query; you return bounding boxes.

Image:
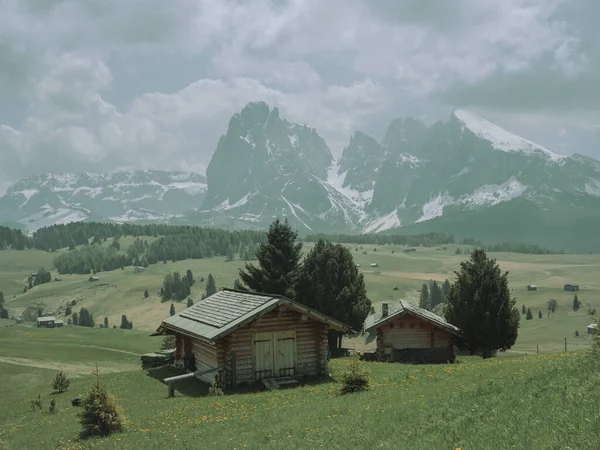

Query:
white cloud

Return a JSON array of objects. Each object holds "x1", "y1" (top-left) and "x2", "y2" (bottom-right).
[{"x1": 0, "y1": 0, "x2": 598, "y2": 192}]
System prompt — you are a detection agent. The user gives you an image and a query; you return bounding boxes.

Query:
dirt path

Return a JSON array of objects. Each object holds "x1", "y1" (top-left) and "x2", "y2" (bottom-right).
[{"x1": 0, "y1": 356, "x2": 137, "y2": 375}]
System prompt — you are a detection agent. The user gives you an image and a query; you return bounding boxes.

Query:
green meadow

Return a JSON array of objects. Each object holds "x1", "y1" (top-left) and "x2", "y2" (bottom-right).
[
  {"x1": 0, "y1": 325, "x2": 598, "y2": 449},
  {"x1": 1, "y1": 242, "x2": 598, "y2": 355},
  {"x1": 1, "y1": 240, "x2": 600, "y2": 449}
]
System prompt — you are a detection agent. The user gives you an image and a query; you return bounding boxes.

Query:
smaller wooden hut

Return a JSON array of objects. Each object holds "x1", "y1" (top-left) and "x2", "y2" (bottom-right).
[
  {"x1": 588, "y1": 323, "x2": 598, "y2": 335},
  {"x1": 154, "y1": 289, "x2": 352, "y2": 390},
  {"x1": 564, "y1": 284, "x2": 580, "y2": 292},
  {"x1": 364, "y1": 301, "x2": 461, "y2": 364},
  {"x1": 37, "y1": 316, "x2": 57, "y2": 328}
]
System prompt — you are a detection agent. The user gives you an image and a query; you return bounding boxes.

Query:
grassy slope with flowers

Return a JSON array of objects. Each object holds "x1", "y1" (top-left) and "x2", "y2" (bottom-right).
[{"x1": 1, "y1": 336, "x2": 599, "y2": 450}]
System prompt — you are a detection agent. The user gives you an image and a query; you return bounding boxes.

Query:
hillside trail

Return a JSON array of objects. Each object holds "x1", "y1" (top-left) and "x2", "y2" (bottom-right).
[{"x1": 0, "y1": 356, "x2": 137, "y2": 375}]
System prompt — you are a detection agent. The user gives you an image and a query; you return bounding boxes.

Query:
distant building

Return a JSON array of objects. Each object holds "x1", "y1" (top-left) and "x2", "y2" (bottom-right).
[
  {"x1": 564, "y1": 284, "x2": 580, "y2": 292},
  {"x1": 527, "y1": 285, "x2": 538, "y2": 291},
  {"x1": 89, "y1": 276, "x2": 100, "y2": 282},
  {"x1": 588, "y1": 323, "x2": 598, "y2": 334},
  {"x1": 37, "y1": 316, "x2": 57, "y2": 328},
  {"x1": 134, "y1": 267, "x2": 145, "y2": 273},
  {"x1": 370, "y1": 263, "x2": 379, "y2": 268}
]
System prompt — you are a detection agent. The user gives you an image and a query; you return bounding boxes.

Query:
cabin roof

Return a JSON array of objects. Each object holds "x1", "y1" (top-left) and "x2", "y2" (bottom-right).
[
  {"x1": 589, "y1": 323, "x2": 598, "y2": 329},
  {"x1": 155, "y1": 289, "x2": 352, "y2": 343},
  {"x1": 364, "y1": 300, "x2": 461, "y2": 335},
  {"x1": 37, "y1": 316, "x2": 56, "y2": 322}
]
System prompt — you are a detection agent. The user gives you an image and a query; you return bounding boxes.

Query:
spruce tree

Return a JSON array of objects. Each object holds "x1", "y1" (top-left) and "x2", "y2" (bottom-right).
[
  {"x1": 442, "y1": 279, "x2": 451, "y2": 299},
  {"x1": 205, "y1": 274, "x2": 217, "y2": 297},
  {"x1": 522, "y1": 304, "x2": 526, "y2": 315},
  {"x1": 238, "y1": 218, "x2": 302, "y2": 298},
  {"x1": 233, "y1": 278, "x2": 242, "y2": 290},
  {"x1": 445, "y1": 249, "x2": 519, "y2": 358},
  {"x1": 187, "y1": 298, "x2": 194, "y2": 307},
  {"x1": 104, "y1": 317, "x2": 109, "y2": 328},
  {"x1": 79, "y1": 366, "x2": 123, "y2": 439},
  {"x1": 72, "y1": 312, "x2": 78, "y2": 326},
  {"x1": 170, "y1": 303, "x2": 175, "y2": 316},
  {"x1": 526, "y1": 308, "x2": 533, "y2": 320},
  {"x1": 419, "y1": 283, "x2": 430, "y2": 310},
  {"x1": 295, "y1": 240, "x2": 371, "y2": 332},
  {"x1": 144, "y1": 289, "x2": 149, "y2": 298},
  {"x1": 186, "y1": 269, "x2": 194, "y2": 286},
  {"x1": 538, "y1": 310, "x2": 543, "y2": 319},
  {"x1": 429, "y1": 281, "x2": 444, "y2": 309},
  {"x1": 573, "y1": 295, "x2": 580, "y2": 312}
]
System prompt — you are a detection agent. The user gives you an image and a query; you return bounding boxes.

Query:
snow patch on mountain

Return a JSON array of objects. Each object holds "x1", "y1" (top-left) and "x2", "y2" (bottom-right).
[
  {"x1": 326, "y1": 161, "x2": 374, "y2": 209},
  {"x1": 19, "y1": 204, "x2": 89, "y2": 229},
  {"x1": 362, "y1": 208, "x2": 401, "y2": 233},
  {"x1": 454, "y1": 109, "x2": 566, "y2": 162},
  {"x1": 280, "y1": 195, "x2": 312, "y2": 230},
  {"x1": 214, "y1": 192, "x2": 255, "y2": 211},
  {"x1": 458, "y1": 177, "x2": 528, "y2": 209},
  {"x1": 416, "y1": 194, "x2": 452, "y2": 223},
  {"x1": 167, "y1": 182, "x2": 207, "y2": 195},
  {"x1": 109, "y1": 209, "x2": 176, "y2": 223},
  {"x1": 584, "y1": 179, "x2": 600, "y2": 197}
]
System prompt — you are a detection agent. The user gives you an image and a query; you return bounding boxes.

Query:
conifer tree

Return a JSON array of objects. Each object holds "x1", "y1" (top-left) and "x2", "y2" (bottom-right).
[
  {"x1": 238, "y1": 218, "x2": 302, "y2": 298},
  {"x1": 538, "y1": 310, "x2": 543, "y2": 319},
  {"x1": 419, "y1": 283, "x2": 430, "y2": 310},
  {"x1": 186, "y1": 269, "x2": 194, "y2": 286},
  {"x1": 144, "y1": 289, "x2": 149, "y2": 298},
  {"x1": 169, "y1": 303, "x2": 175, "y2": 316},
  {"x1": 295, "y1": 240, "x2": 371, "y2": 333},
  {"x1": 187, "y1": 298, "x2": 194, "y2": 307},
  {"x1": 526, "y1": 308, "x2": 533, "y2": 320},
  {"x1": 522, "y1": 304, "x2": 526, "y2": 315},
  {"x1": 442, "y1": 279, "x2": 451, "y2": 299},
  {"x1": 573, "y1": 294, "x2": 580, "y2": 312},
  {"x1": 104, "y1": 317, "x2": 109, "y2": 329},
  {"x1": 205, "y1": 274, "x2": 217, "y2": 297},
  {"x1": 445, "y1": 249, "x2": 519, "y2": 358},
  {"x1": 72, "y1": 312, "x2": 78, "y2": 326},
  {"x1": 429, "y1": 280, "x2": 444, "y2": 309}
]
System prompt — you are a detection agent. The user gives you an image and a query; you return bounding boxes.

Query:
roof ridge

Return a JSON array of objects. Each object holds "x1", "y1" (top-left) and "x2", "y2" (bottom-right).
[{"x1": 220, "y1": 288, "x2": 285, "y2": 299}]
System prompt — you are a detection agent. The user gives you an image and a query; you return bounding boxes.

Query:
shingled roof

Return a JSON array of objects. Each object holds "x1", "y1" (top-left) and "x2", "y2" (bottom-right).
[
  {"x1": 364, "y1": 300, "x2": 461, "y2": 335},
  {"x1": 155, "y1": 289, "x2": 352, "y2": 343}
]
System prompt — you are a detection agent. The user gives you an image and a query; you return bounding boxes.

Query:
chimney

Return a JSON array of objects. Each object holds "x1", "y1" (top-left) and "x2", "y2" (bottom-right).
[{"x1": 382, "y1": 303, "x2": 389, "y2": 317}]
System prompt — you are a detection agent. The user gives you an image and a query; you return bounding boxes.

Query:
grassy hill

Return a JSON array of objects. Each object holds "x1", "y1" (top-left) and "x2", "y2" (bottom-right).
[
  {"x1": 2, "y1": 241, "x2": 598, "y2": 355},
  {"x1": 0, "y1": 324, "x2": 598, "y2": 449}
]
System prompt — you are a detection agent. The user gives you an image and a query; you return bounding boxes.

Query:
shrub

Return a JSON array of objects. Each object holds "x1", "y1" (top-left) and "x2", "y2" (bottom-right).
[
  {"x1": 340, "y1": 359, "x2": 370, "y2": 394},
  {"x1": 160, "y1": 335, "x2": 176, "y2": 350},
  {"x1": 49, "y1": 399, "x2": 56, "y2": 414},
  {"x1": 52, "y1": 371, "x2": 70, "y2": 393},
  {"x1": 79, "y1": 367, "x2": 124, "y2": 439},
  {"x1": 208, "y1": 375, "x2": 224, "y2": 397}
]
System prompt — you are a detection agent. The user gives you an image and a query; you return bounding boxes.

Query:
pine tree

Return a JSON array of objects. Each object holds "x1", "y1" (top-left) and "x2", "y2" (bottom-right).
[
  {"x1": 295, "y1": 240, "x2": 371, "y2": 332},
  {"x1": 104, "y1": 317, "x2": 109, "y2": 329},
  {"x1": 233, "y1": 278, "x2": 242, "y2": 290},
  {"x1": 442, "y1": 279, "x2": 451, "y2": 299},
  {"x1": 522, "y1": 304, "x2": 526, "y2": 315},
  {"x1": 547, "y1": 299, "x2": 558, "y2": 314},
  {"x1": 226, "y1": 245, "x2": 235, "y2": 261},
  {"x1": 72, "y1": 312, "x2": 78, "y2": 326},
  {"x1": 526, "y1": 308, "x2": 533, "y2": 320},
  {"x1": 186, "y1": 269, "x2": 194, "y2": 286},
  {"x1": 52, "y1": 371, "x2": 70, "y2": 393},
  {"x1": 429, "y1": 281, "x2": 444, "y2": 309},
  {"x1": 144, "y1": 289, "x2": 149, "y2": 298},
  {"x1": 238, "y1": 218, "x2": 302, "y2": 298},
  {"x1": 205, "y1": 274, "x2": 217, "y2": 298},
  {"x1": 573, "y1": 294, "x2": 580, "y2": 312},
  {"x1": 187, "y1": 298, "x2": 194, "y2": 307},
  {"x1": 419, "y1": 283, "x2": 430, "y2": 310},
  {"x1": 120, "y1": 315, "x2": 130, "y2": 329},
  {"x1": 445, "y1": 249, "x2": 519, "y2": 358},
  {"x1": 538, "y1": 310, "x2": 543, "y2": 319},
  {"x1": 169, "y1": 303, "x2": 175, "y2": 316},
  {"x1": 78, "y1": 365, "x2": 124, "y2": 439}
]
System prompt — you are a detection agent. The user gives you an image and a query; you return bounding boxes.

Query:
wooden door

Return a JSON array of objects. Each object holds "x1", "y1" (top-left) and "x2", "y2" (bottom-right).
[
  {"x1": 275, "y1": 331, "x2": 296, "y2": 377},
  {"x1": 253, "y1": 332, "x2": 275, "y2": 380}
]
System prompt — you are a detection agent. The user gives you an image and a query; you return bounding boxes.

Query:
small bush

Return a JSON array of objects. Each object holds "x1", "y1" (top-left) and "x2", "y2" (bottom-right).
[
  {"x1": 160, "y1": 335, "x2": 176, "y2": 350},
  {"x1": 49, "y1": 399, "x2": 56, "y2": 414},
  {"x1": 52, "y1": 371, "x2": 70, "y2": 393},
  {"x1": 340, "y1": 359, "x2": 370, "y2": 394},
  {"x1": 79, "y1": 367, "x2": 124, "y2": 439},
  {"x1": 208, "y1": 375, "x2": 224, "y2": 397}
]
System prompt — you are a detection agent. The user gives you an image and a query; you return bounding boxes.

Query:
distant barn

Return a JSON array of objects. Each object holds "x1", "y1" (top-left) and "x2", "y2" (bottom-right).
[
  {"x1": 527, "y1": 285, "x2": 538, "y2": 291},
  {"x1": 363, "y1": 301, "x2": 461, "y2": 364},
  {"x1": 564, "y1": 284, "x2": 580, "y2": 292},
  {"x1": 370, "y1": 263, "x2": 379, "y2": 268},
  {"x1": 37, "y1": 316, "x2": 62, "y2": 328},
  {"x1": 588, "y1": 323, "x2": 598, "y2": 334}
]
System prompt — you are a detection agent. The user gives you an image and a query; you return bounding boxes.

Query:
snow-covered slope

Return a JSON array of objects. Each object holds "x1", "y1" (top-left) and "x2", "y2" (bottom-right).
[{"x1": 454, "y1": 109, "x2": 566, "y2": 161}]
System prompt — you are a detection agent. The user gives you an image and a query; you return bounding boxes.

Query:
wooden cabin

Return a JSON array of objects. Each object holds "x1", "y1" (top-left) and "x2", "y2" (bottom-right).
[
  {"x1": 527, "y1": 284, "x2": 538, "y2": 291},
  {"x1": 588, "y1": 323, "x2": 598, "y2": 335},
  {"x1": 564, "y1": 284, "x2": 580, "y2": 292},
  {"x1": 154, "y1": 289, "x2": 352, "y2": 390},
  {"x1": 37, "y1": 316, "x2": 57, "y2": 328},
  {"x1": 363, "y1": 301, "x2": 461, "y2": 364}
]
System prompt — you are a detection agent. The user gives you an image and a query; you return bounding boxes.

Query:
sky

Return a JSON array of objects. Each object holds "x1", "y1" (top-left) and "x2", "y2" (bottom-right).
[{"x1": 1, "y1": 0, "x2": 599, "y2": 194}]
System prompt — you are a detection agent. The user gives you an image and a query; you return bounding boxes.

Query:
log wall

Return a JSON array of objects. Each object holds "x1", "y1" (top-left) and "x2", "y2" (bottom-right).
[{"x1": 376, "y1": 314, "x2": 456, "y2": 364}]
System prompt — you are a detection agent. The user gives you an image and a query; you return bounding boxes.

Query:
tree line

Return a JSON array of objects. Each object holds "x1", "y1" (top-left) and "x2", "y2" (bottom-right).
[{"x1": 303, "y1": 232, "x2": 454, "y2": 248}]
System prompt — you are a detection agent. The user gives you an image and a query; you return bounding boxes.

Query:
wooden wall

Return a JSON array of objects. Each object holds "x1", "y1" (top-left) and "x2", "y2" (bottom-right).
[
  {"x1": 172, "y1": 306, "x2": 330, "y2": 388},
  {"x1": 221, "y1": 306, "x2": 329, "y2": 386},
  {"x1": 376, "y1": 314, "x2": 455, "y2": 363}
]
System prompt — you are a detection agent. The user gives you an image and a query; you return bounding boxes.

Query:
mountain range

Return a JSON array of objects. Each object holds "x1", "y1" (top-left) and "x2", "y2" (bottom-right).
[{"x1": 2, "y1": 101, "x2": 600, "y2": 252}]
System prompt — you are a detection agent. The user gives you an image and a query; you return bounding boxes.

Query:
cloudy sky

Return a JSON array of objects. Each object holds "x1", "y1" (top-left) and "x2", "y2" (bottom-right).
[{"x1": 1, "y1": 0, "x2": 599, "y2": 193}]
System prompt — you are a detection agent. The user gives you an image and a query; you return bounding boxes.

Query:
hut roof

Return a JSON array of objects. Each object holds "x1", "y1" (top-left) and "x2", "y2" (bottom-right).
[
  {"x1": 364, "y1": 300, "x2": 461, "y2": 335},
  {"x1": 37, "y1": 316, "x2": 56, "y2": 323},
  {"x1": 155, "y1": 289, "x2": 352, "y2": 343}
]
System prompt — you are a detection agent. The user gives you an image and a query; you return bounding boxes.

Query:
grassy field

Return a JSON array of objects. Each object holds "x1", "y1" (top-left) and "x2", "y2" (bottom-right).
[
  {"x1": 0, "y1": 324, "x2": 598, "y2": 449},
  {"x1": 2, "y1": 242, "x2": 598, "y2": 355}
]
